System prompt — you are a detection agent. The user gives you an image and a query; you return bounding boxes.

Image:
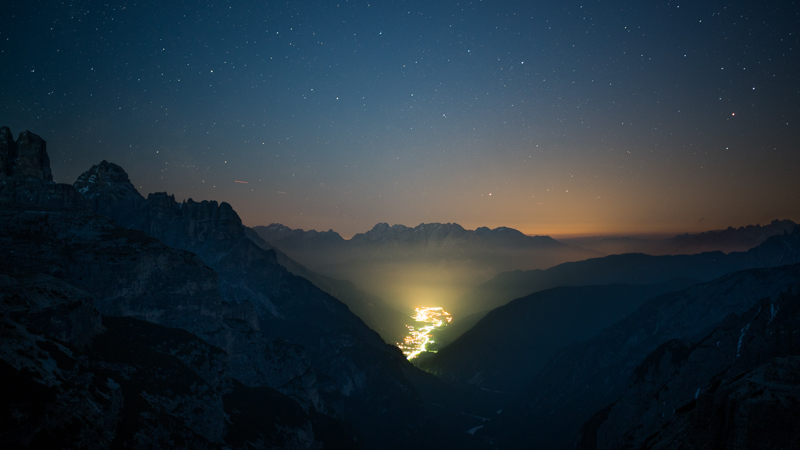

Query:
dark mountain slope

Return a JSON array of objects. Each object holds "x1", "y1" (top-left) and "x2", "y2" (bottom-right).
[
  {"x1": 481, "y1": 260, "x2": 800, "y2": 449},
  {"x1": 0, "y1": 272, "x2": 357, "y2": 449},
  {"x1": 418, "y1": 279, "x2": 699, "y2": 393},
  {"x1": 74, "y1": 160, "x2": 468, "y2": 449},
  {"x1": 0, "y1": 205, "x2": 313, "y2": 399},
  {"x1": 456, "y1": 230, "x2": 800, "y2": 322},
  {"x1": 76, "y1": 160, "x2": 412, "y2": 344},
  {"x1": 577, "y1": 287, "x2": 800, "y2": 449},
  {"x1": 0, "y1": 130, "x2": 480, "y2": 449},
  {"x1": 244, "y1": 227, "x2": 412, "y2": 344}
]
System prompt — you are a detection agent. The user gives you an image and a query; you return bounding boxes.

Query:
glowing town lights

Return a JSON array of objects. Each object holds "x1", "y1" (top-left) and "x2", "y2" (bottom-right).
[{"x1": 397, "y1": 307, "x2": 452, "y2": 360}]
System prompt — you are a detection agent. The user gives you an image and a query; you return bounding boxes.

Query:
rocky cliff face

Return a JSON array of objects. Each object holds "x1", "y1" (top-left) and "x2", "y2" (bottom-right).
[
  {"x1": 0, "y1": 272, "x2": 356, "y2": 449},
  {"x1": 0, "y1": 132, "x2": 368, "y2": 448},
  {"x1": 74, "y1": 159, "x2": 144, "y2": 227},
  {"x1": 578, "y1": 286, "x2": 800, "y2": 449},
  {"x1": 73, "y1": 161, "x2": 461, "y2": 449},
  {"x1": 0, "y1": 128, "x2": 84, "y2": 208},
  {"x1": 642, "y1": 355, "x2": 800, "y2": 450},
  {"x1": 0, "y1": 127, "x2": 52, "y2": 181},
  {"x1": 0, "y1": 204, "x2": 313, "y2": 389},
  {"x1": 0, "y1": 127, "x2": 15, "y2": 177}
]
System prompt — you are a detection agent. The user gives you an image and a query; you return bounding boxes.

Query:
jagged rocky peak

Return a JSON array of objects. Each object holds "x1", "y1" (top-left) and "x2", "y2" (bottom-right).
[
  {"x1": 264, "y1": 223, "x2": 296, "y2": 239},
  {"x1": 76, "y1": 160, "x2": 133, "y2": 186},
  {"x1": 74, "y1": 160, "x2": 143, "y2": 200},
  {"x1": 142, "y1": 192, "x2": 246, "y2": 241},
  {"x1": 74, "y1": 161, "x2": 144, "y2": 225},
  {"x1": 0, "y1": 127, "x2": 52, "y2": 181},
  {"x1": 255, "y1": 223, "x2": 346, "y2": 244},
  {"x1": 474, "y1": 225, "x2": 563, "y2": 247},
  {"x1": 354, "y1": 222, "x2": 470, "y2": 243},
  {"x1": 0, "y1": 128, "x2": 85, "y2": 208},
  {"x1": 0, "y1": 126, "x2": 14, "y2": 176}
]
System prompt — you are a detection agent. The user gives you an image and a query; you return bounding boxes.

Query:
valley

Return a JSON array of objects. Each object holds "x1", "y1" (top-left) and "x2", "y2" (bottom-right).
[
  {"x1": 2, "y1": 127, "x2": 799, "y2": 449},
  {"x1": 398, "y1": 306, "x2": 452, "y2": 359}
]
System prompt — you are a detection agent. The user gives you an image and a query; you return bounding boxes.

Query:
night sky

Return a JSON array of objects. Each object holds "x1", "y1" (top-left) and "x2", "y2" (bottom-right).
[{"x1": 2, "y1": 0, "x2": 798, "y2": 237}]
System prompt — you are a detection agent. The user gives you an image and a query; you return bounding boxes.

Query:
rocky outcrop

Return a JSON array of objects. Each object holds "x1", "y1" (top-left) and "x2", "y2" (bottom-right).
[
  {"x1": 74, "y1": 160, "x2": 144, "y2": 227},
  {"x1": 0, "y1": 177, "x2": 87, "y2": 208},
  {"x1": 0, "y1": 272, "x2": 357, "y2": 449},
  {"x1": 0, "y1": 127, "x2": 84, "y2": 207},
  {"x1": 0, "y1": 127, "x2": 51, "y2": 181},
  {"x1": 0, "y1": 202, "x2": 316, "y2": 399},
  {"x1": 0, "y1": 126, "x2": 15, "y2": 176},
  {"x1": 642, "y1": 355, "x2": 800, "y2": 450},
  {"x1": 15, "y1": 130, "x2": 52, "y2": 181},
  {"x1": 0, "y1": 149, "x2": 362, "y2": 448},
  {"x1": 579, "y1": 286, "x2": 800, "y2": 449},
  {"x1": 74, "y1": 161, "x2": 462, "y2": 449}
]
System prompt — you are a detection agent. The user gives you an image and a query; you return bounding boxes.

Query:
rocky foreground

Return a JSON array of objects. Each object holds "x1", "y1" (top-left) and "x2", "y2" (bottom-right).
[{"x1": 0, "y1": 127, "x2": 479, "y2": 449}]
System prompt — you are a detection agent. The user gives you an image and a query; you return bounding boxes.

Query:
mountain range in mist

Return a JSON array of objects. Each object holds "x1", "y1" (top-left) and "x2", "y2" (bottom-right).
[
  {"x1": 253, "y1": 221, "x2": 601, "y2": 315},
  {"x1": 3, "y1": 128, "x2": 800, "y2": 449},
  {"x1": 563, "y1": 220, "x2": 798, "y2": 256}
]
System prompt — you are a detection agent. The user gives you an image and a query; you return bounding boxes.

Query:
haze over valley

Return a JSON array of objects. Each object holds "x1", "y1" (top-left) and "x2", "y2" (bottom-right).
[{"x1": 3, "y1": 123, "x2": 800, "y2": 449}]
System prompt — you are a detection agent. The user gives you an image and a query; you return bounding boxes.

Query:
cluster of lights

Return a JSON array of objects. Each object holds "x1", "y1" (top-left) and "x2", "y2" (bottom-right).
[{"x1": 397, "y1": 307, "x2": 452, "y2": 360}]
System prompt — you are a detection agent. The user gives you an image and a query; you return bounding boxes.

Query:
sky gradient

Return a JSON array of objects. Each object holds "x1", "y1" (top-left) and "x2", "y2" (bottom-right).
[{"x1": 2, "y1": 0, "x2": 798, "y2": 237}]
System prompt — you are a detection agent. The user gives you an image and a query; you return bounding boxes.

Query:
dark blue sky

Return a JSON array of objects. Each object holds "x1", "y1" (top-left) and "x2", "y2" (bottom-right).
[{"x1": 2, "y1": 0, "x2": 798, "y2": 236}]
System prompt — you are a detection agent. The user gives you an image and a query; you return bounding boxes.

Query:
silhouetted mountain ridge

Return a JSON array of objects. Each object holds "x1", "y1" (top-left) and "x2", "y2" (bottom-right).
[
  {"x1": 456, "y1": 230, "x2": 800, "y2": 320},
  {"x1": 479, "y1": 259, "x2": 800, "y2": 449},
  {"x1": 253, "y1": 221, "x2": 600, "y2": 315},
  {"x1": 72, "y1": 160, "x2": 439, "y2": 448},
  {"x1": 566, "y1": 219, "x2": 797, "y2": 256},
  {"x1": 0, "y1": 129, "x2": 483, "y2": 449},
  {"x1": 418, "y1": 279, "x2": 700, "y2": 393}
]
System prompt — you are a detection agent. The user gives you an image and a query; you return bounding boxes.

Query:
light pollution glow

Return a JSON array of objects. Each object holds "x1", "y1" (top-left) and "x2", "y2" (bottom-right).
[{"x1": 398, "y1": 307, "x2": 452, "y2": 360}]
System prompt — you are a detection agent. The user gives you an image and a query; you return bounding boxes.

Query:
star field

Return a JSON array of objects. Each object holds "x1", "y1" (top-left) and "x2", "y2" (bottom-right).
[{"x1": 2, "y1": 0, "x2": 798, "y2": 237}]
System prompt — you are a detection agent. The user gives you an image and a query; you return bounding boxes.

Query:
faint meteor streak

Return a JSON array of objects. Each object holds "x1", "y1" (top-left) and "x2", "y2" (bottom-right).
[{"x1": 235, "y1": 180, "x2": 249, "y2": 184}]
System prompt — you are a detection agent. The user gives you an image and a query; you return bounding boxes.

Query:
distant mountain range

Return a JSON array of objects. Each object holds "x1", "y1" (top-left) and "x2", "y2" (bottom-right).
[
  {"x1": 253, "y1": 222, "x2": 601, "y2": 314},
  {"x1": 419, "y1": 225, "x2": 800, "y2": 389},
  {"x1": 254, "y1": 221, "x2": 587, "y2": 270},
  {"x1": 451, "y1": 233, "x2": 800, "y2": 323},
  {"x1": 563, "y1": 220, "x2": 797, "y2": 256}
]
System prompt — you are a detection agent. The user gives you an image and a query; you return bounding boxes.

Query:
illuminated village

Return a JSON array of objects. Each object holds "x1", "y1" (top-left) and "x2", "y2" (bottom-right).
[{"x1": 398, "y1": 307, "x2": 452, "y2": 359}]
